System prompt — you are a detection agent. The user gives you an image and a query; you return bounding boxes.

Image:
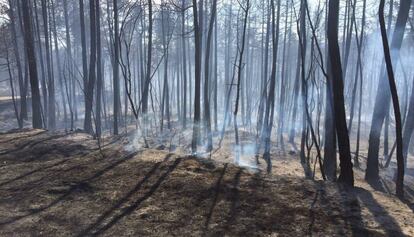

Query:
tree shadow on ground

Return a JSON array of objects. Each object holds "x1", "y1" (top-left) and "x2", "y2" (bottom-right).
[
  {"x1": 0, "y1": 133, "x2": 70, "y2": 156},
  {"x1": 0, "y1": 151, "x2": 139, "y2": 226},
  {"x1": 77, "y1": 155, "x2": 181, "y2": 236},
  {"x1": 353, "y1": 186, "x2": 404, "y2": 236},
  {"x1": 337, "y1": 185, "x2": 371, "y2": 236},
  {"x1": 368, "y1": 176, "x2": 414, "y2": 213},
  {"x1": 307, "y1": 186, "x2": 320, "y2": 236},
  {"x1": 0, "y1": 130, "x2": 47, "y2": 144},
  {"x1": 222, "y1": 168, "x2": 242, "y2": 234},
  {"x1": 203, "y1": 163, "x2": 228, "y2": 235},
  {"x1": 0, "y1": 159, "x2": 69, "y2": 187},
  {"x1": 366, "y1": 178, "x2": 389, "y2": 193},
  {"x1": 197, "y1": 167, "x2": 245, "y2": 237}
]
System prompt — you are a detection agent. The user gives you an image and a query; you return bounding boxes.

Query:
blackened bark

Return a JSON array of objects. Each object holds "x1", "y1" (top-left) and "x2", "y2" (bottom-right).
[
  {"x1": 51, "y1": 0, "x2": 67, "y2": 130},
  {"x1": 113, "y1": 0, "x2": 120, "y2": 135},
  {"x1": 142, "y1": 0, "x2": 153, "y2": 115},
  {"x1": 84, "y1": 0, "x2": 97, "y2": 134},
  {"x1": 327, "y1": 0, "x2": 354, "y2": 186},
  {"x1": 63, "y1": 0, "x2": 75, "y2": 130},
  {"x1": 323, "y1": 57, "x2": 337, "y2": 181},
  {"x1": 96, "y1": 0, "x2": 102, "y2": 138},
  {"x1": 41, "y1": 0, "x2": 55, "y2": 130},
  {"x1": 79, "y1": 0, "x2": 88, "y2": 92},
  {"x1": 204, "y1": 0, "x2": 217, "y2": 152},
  {"x1": 8, "y1": 0, "x2": 26, "y2": 123},
  {"x1": 261, "y1": 0, "x2": 279, "y2": 173},
  {"x1": 22, "y1": 0, "x2": 42, "y2": 128},
  {"x1": 191, "y1": 0, "x2": 202, "y2": 153},
  {"x1": 366, "y1": 0, "x2": 411, "y2": 182},
  {"x1": 181, "y1": 0, "x2": 188, "y2": 128},
  {"x1": 378, "y1": 0, "x2": 404, "y2": 198}
]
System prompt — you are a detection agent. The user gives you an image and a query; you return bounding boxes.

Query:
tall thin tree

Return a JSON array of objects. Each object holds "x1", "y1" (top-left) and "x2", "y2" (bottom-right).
[
  {"x1": 22, "y1": 0, "x2": 42, "y2": 128},
  {"x1": 327, "y1": 0, "x2": 354, "y2": 186},
  {"x1": 378, "y1": 0, "x2": 404, "y2": 198}
]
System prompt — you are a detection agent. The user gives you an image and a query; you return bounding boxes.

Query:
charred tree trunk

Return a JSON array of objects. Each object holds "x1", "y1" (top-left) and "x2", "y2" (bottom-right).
[
  {"x1": 33, "y1": 0, "x2": 47, "y2": 126},
  {"x1": 96, "y1": 0, "x2": 102, "y2": 138},
  {"x1": 22, "y1": 0, "x2": 42, "y2": 128},
  {"x1": 323, "y1": 57, "x2": 337, "y2": 181},
  {"x1": 257, "y1": 1, "x2": 270, "y2": 141},
  {"x1": 261, "y1": 0, "x2": 279, "y2": 172},
  {"x1": 84, "y1": 0, "x2": 97, "y2": 134},
  {"x1": 327, "y1": 0, "x2": 354, "y2": 186},
  {"x1": 113, "y1": 0, "x2": 120, "y2": 135},
  {"x1": 191, "y1": 0, "x2": 202, "y2": 153},
  {"x1": 203, "y1": 0, "x2": 217, "y2": 152},
  {"x1": 63, "y1": 0, "x2": 75, "y2": 130},
  {"x1": 3, "y1": 35, "x2": 21, "y2": 128},
  {"x1": 160, "y1": 5, "x2": 171, "y2": 131},
  {"x1": 79, "y1": 0, "x2": 88, "y2": 99},
  {"x1": 288, "y1": 8, "x2": 302, "y2": 149},
  {"x1": 277, "y1": 0, "x2": 290, "y2": 154},
  {"x1": 378, "y1": 0, "x2": 404, "y2": 198},
  {"x1": 181, "y1": 0, "x2": 188, "y2": 128},
  {"x1": 366, "y1": 0, "x2": 411, "y2": 182},
  {"x1": 51, "y1": 0, "x2": 67, "y2": 130},
  {"x1": 41, "y1": 0, "x2": 55, "y2": 130},
  {"x1": 8, "y1": 0, "x2": 26, "y2": 123},
  {"x1": 142, "y1": 0, "x2": 153, "y2": 116}
]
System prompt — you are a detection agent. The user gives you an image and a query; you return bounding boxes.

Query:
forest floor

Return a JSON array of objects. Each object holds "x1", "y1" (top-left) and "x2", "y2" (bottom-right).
[{"x1": 0, "y1": 128, "x2": 413, "y2": 236}]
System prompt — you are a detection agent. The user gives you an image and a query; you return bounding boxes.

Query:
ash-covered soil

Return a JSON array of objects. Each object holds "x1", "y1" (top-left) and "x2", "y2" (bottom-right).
[{"x1": 0, "y1": 129, "x2": 413, "y2": 236}]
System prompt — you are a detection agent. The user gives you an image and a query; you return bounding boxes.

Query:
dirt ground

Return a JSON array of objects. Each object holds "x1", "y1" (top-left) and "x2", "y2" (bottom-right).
[{"x1": 0, "y1": 129, "x2": 413, "y2": 236}]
